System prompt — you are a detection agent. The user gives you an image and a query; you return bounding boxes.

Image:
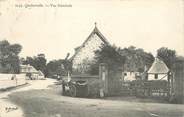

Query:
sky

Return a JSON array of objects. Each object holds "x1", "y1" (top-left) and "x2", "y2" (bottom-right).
[{"x1": 0, "y1": 0, "x2": 184, "y2": 61}]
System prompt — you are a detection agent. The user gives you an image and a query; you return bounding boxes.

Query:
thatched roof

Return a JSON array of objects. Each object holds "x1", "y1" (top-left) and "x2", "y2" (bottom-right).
[
  {"x1": 148, "y1": 58, "x2": 169, "y2": 74},
  {"x1": 20, "y1": 64, "x2": 38, "y2": 73}
]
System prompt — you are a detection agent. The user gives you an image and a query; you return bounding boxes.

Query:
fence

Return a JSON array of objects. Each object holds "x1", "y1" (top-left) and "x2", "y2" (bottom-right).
[
  {"x1": 133, "y1": 80, "x2": 169, "y2": 98},
  {"x1": 0, "y1": 73, "x2": 27, "y2": 90}
]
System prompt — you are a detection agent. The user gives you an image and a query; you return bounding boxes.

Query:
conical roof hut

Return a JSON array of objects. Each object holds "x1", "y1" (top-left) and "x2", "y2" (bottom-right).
[{"x1": 148, "y1": 58, "x2": 169, "y2": 74}]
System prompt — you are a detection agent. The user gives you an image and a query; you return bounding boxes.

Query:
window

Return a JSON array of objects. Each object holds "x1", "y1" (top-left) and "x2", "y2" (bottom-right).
[{"x1": 155, "y1": 74, "x2": 158, "y2": 79}]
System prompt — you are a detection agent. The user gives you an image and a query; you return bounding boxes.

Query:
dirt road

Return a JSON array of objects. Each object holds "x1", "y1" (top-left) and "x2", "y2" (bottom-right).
[
  {"x1": 8, "y1": 82, "x2": 184, "y2": 117},
  {"x1": 0, "y1": 78, "x2": 56, "y2": 117},
  {"x1": 1, "y1": 79, "x2": 184, "y2": 117}
]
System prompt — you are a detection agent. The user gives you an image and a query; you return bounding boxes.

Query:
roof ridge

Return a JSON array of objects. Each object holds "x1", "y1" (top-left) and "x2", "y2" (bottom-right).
[
  {"x1": 148, "y1": 57, "x2": 169, "y2": 74},
  {"x1": 70, "y1": 24, "x2": 110, "y2": 61}
]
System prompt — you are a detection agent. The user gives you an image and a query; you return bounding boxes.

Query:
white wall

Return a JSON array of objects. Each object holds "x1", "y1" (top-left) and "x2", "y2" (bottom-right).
[
  {"x1": 0, "y1": 73, "x2": 27, "y2": 89},
  {"x1": 123, "y1": 72, "x2": 140, "y2": 81},
  {"x1": 148, "y1": 74, "x2": 168, "y2": 81}
]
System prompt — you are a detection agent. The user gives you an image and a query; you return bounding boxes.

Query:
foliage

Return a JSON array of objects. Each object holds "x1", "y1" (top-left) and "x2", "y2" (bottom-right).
[
  {"x1": 0, "y1": 40, "x2": 22, "y2": 73},
  {"x1": 46, "y1": 59, "x2": 66, "y2": 77},
  {"x1": 62, "y1": 59, "x2": 72, "y2": 74},
  {"x1": 157, "y1": 47, "x2": 176, "y2": 69},
  {"x1": 22, "y1": 54, "x2": 47, "y2": 75},
  {"x1": 119, "y1": 46, "x2": 154, "y2": 72},
  {"x1": 45, "y1": 56, "x2": 72, "y2": 77},
  {"x1": 87, "y1": 45, "x2": 154, "y2": 75},
  {"x1": 88, "y1": 44, "x2": 125, "y2": 75},
  {"x1": 22, "y1": 53, "x2": 72, "y2": 77}
]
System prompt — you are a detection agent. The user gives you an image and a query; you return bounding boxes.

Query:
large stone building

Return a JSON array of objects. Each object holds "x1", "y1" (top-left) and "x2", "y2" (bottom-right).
[{"x1": 70, "y1": 23, "x2": 110, "y2": 73}]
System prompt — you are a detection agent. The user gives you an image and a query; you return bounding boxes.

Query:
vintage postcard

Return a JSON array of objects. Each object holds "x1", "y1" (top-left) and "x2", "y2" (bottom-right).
[{"x1": 0, "y1": 0, "x2": 184, "y2": 117}]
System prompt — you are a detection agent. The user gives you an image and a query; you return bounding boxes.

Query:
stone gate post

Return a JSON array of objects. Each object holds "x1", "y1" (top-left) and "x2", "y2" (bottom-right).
[{"x1": 99, "y1": 63, "x2": 108, "y2": 97}]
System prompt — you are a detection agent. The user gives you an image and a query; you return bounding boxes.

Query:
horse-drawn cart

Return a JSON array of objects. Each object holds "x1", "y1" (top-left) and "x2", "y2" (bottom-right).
[{"x1": 62, "y1": 75, "x2": 101, "y2": 97}]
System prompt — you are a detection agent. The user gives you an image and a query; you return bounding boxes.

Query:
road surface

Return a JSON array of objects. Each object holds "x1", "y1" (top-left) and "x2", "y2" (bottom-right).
[
  {"x1": 0, "y1": 78, "x2": 55, "y2": 117},
  {"x1": 1, "y1": 78, "x2": 184, "y2": 117}
]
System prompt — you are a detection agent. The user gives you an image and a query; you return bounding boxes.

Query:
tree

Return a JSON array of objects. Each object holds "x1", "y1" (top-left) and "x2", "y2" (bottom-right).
[
  {"x1": 22, "y1": 54, "x2": 47, "y2": 75},
  {"x1": 45, "y1": 58, "x2": 72, "y2": 77},
  {"x1": 119, "y1": 46, "x2": 154, "y2": 72},
  {"x1": 62, "y1": 53, "x2": 72, "y2": 74},
  {"x1": 35, "y1": 54, "x2": 47, "y2": 74},
  {"x1": 46, "y1": 59, "x2": 66, "y2": 77},
  {"x1": 0, "y1": 40, "x2": 22, "y2": 73},
  {"x1": 157, "y1": 47, "x2": 176, "y2": 69},
  {"x1": 88, "y1": 45, "x2": 125, "y2": 75}
]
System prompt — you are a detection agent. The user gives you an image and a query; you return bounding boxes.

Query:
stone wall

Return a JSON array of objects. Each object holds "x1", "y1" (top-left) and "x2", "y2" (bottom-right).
[{"x1": 72, "y1": 33, "x2": 105, "y2": 73}]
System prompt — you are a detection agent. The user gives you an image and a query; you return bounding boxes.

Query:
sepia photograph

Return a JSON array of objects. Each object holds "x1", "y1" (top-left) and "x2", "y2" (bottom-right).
[{"x1": 0, "y1": 0, "x2": 184, "y2": 117}]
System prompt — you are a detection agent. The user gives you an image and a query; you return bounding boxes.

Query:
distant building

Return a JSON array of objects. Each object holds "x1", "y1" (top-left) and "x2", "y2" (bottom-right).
[
  {"x1": 123, "y1": 71, "x2": 141, "y2": 81},
  {"x1": 147, "y1": 58, "x2": 170, "y2": 81},
  {"x1": 20, "y1": 64, "x2": 38, "y2": 73},
  {"x1": 70, "y1": 23, "x2": 110, "y2": 73},
  {"x1": 20, "y1": 64, "x2": 45, "y2": 79}
]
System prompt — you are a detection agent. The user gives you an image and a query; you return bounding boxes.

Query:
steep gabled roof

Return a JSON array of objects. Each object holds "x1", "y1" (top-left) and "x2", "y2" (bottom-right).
[
  {"x1": 20, "y1": 64, "x2": 38, "y2": 73},
  {"x1": 38, "y1": 70, "x2": 44, "y2": 76},
  {"x1": 148, "y1": 58, "x2": 169, "y2": 74},
  {"x1": 70, "y1": 24, "x2": 110, "y2": 61}
]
